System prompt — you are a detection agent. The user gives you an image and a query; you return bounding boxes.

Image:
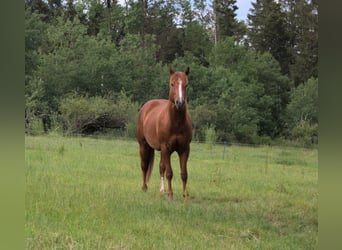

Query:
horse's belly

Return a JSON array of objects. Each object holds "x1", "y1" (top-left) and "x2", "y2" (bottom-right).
[{"x1": 144, "y1": 126, "x2": 161, "y2": 150}]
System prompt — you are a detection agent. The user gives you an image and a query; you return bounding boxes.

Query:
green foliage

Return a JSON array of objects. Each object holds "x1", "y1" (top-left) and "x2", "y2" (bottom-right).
[
  {"x1": 181, "y1": 21, "x2": 213, "y2": 65},
  {"x1": 252, "y1": 52, "x2": 292, "y2": 137},
  {"x1": 203, "y1": 124, "x2": 217, "y2": 148},
  {"x1": 284, "y1": 0, "x2": 318, "y2": 85},
  {"x1": 213, "y1": 0, "x2": 239, "y2": 41},
  {"x1": 25, "y1": 113, "x2": 45, "y2": 135},
  {"x1": 247, "y1": 0, "x2": 291, "y2": 75},
  {"x1": 285, "y1": 78, "x2": 318, "y2": 146},
  {"x1": 290, "y1": 121, "x2": 318, "y2": 148},
  {"x1": 286, "y1": 78, "x2": 318, "y2": 125},
  {"x1": 209, "y1": 37, "x2": 249, "y2": 71},
  {"x1": 60, "y1": 93, "x2": 138, "y2": 135},
  {"x1": 248, "y1": 0, "x2": 318, "y2": 85},
  {"x1": 25, "y1": 8, "x2": 48, "y2": 83},
  {"x1": 24, "y1": 0, "x2": 317, "y2": 145},
  {"x1": 190, "y1": 104, "x2": 217, "y2": 141},
  {"x1": 215, "y1": 72, "x2": 261, "y2": 143}
]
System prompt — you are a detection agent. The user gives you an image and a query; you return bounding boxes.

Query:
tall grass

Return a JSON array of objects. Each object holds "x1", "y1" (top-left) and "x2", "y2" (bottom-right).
[
  {"x1": 25, "y1": 135, "x2": 318, "y2": 249},
  {"x1": 203, "y1": 125, "x2": 217, "y2": 149}
]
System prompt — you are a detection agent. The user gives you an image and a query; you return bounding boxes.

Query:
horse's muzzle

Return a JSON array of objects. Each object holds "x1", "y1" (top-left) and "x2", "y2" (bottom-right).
[{"x1": 175, "y1": 99, "x2": 185, "y2": 109}]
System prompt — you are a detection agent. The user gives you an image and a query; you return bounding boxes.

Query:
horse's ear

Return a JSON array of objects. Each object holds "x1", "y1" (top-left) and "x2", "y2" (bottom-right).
[
  {"x1": 184, "y1": 67, "x2": 190, "y2": 75},
  {"x1": 169, "y1": 67, "x2": 175, "y2": 75}
]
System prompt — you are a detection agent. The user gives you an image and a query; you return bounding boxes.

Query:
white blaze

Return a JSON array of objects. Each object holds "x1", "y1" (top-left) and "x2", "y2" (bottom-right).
[{"x1": 178, "y1": 80, "x2": 183, "y2": 100}]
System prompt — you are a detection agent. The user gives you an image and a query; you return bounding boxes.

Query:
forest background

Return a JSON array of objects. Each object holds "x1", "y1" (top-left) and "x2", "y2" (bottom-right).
[{"x1": 25, "y1": 0, "x2": 318, "y2": 147}]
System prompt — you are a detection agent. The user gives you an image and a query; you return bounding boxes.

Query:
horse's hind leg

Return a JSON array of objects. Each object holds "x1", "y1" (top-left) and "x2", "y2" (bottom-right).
[{"x1": 139, "y1": 141, "x2": 153, "y2": 192}]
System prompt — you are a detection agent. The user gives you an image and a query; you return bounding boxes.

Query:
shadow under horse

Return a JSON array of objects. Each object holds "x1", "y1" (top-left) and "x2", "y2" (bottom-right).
[{"x1": 136, "y1": 67, "x2": 192, "y2": 201}]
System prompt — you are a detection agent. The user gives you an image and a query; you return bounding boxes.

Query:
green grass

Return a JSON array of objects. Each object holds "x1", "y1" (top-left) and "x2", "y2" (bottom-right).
[{"x1": 25, "y1": 135, "x2": 318, "y2": 249}]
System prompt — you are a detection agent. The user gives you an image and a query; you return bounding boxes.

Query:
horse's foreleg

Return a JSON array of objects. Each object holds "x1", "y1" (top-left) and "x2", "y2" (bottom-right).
[
  {"x1": 179, "y1": 147, "x2": 190, "y2": 198},
  {"x1": 159, "y1": 157, "x2": 165, "y2": 193},
  {"x1": 166, "y1": 166, "x2": 173, "y2": 201},
  {"x1": 161, "y1": 146, "x2": 173, "y2": 201}
]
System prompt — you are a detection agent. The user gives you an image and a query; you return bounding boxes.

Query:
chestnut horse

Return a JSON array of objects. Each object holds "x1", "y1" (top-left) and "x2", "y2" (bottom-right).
[{"x1": 136, "y1": 67, "x2": 192, "y2": 200}]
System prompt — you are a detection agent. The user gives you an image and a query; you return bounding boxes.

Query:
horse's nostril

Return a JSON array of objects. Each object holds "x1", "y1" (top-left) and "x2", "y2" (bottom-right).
[{"x1": 175, "y1": 99, "x2": 184, "y2": 109}]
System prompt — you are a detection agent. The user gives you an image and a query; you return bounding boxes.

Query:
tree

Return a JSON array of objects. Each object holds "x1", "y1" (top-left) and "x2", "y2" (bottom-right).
[
  {"x1": 24, "y1": 0, "x2": 317, "y2": 143},
  {"x1": 208, "y1": 38, "x2": 267, "y2": 142},
  {"x1": 281, "y1": 0, "x2": 318, "y2": 85},
  {"x1": 193, "y1": 0, "x2": 213, "y2": 28},
  {"x1": 25, "y1": 8, "x2": 48, "y2": 84},
  {"x1": 64, "y1": 0, "x2": 77, "y2": 21},
  {"x1": 214, "y1": 71, "x2": 264, "y2": 143},
  {"x1": 25, "y1": 0, "x2": 52, "y2": 21},
  {"x1": 213, "y1": 0, "x2": 238, "y2": 38},
  {"x1": 147, "y1": 0, "x2": 182, "y2": 63},
  {"x1": 208, "y1": 38, "x2": 292, "y2": 141},
  {"x1": 247, "y1": 0, "x2": 291, "y2": 75},
  {"x1": 285, "y1": 77, "x2": 318, "y2": 127},
  {"x1": 213, "y1": 0, "x2": 239, "y2": 43},
  {"x1": 25, "y1": 8, "x2": 51, "y2": 133},
  {"x1": 180, "y1": 21, "x2": 212, "y2": 65},
  {"x1": 285, "y1": 77, "x2": 318, "y2": 145},
  {"x1": 124, "y1": 0, "x2": 182, "y2": 63},
  {"x1": 97, "y1": 0, "x2": 126, "y2": 45},
  {"x1": 208, "y1": 36, "x2": 252, "y2": 76},
  {"x1": 177, "y1": 0, "x2": 213, "y2": 66},
  {"x1": 252, "y1": 52, "x2": 292, "y2": 138},
  {"x1": 86, "y1": 0, "x2": 106, "y2": 36}
]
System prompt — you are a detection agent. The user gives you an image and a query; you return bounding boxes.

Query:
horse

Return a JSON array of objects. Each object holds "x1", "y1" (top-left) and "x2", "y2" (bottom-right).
[{"x1": 136, "y1": 67, "x2": 192, "y2": 201}]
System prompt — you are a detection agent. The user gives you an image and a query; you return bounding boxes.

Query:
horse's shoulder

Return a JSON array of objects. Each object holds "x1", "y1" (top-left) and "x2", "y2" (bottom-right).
[
  {"x1": 142, "y1": 99, "x2": 168, "y2": 112},
  {"x1": 148, "y1": 99, "x2": 168, "y2": 105}
]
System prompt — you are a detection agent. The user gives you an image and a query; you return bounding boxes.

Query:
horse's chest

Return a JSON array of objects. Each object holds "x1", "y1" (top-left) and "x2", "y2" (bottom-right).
[{"x1": 168, "y1": 127, "x2": 191, "y2": 147}]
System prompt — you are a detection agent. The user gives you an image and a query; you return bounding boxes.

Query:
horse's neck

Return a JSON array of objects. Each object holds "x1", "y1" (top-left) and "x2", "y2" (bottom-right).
[{"x1": 168, "y1": 102, "x2": 187, "y2": 123}]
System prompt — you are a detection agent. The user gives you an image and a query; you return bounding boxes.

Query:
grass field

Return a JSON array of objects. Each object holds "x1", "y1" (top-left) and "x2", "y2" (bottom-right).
[{"x1": 25, "y1": 135, "x2": 318, "y2": 249}]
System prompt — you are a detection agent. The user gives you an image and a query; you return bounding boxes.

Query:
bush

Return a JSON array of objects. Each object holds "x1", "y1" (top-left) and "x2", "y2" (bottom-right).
[
  {"x1": 25, "y1": 112, "x2": 44, "y2": 135},
  {"x1": 203, "y1": 124, "x2": 217, "y2": 149},
  {"x1": 190, "y1": 104, "x2": 217, "y2": 142},
  {"x1": 60, "y1": 92, "x2": 138, "y2": 136},
  {"x1": 290, "y1": 121, "x2": 318, "y2": 147},
  {"x1": 284, "y1": 78, "x2": 318, "y2": 147}
]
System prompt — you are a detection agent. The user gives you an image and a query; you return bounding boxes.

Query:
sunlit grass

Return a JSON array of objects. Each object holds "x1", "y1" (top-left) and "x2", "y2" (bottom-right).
[{"x1": 25, "y1": 135, "x2": 317, "y2": 249}]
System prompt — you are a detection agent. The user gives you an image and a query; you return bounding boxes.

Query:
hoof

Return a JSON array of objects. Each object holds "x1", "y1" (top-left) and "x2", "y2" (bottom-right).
[
  {"x1": 142, "y1": 184, "x2": 148, "y2": 192},
  {"x1": 168, "y1": 192, "x2": 173, "y2": 201},
  {"x1": 183, "y1": 191, "x2": 189, "y2": 198}
]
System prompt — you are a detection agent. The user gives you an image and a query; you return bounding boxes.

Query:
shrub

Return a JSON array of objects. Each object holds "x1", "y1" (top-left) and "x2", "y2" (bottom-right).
[
  {"x1": 190, "y1": 104, "x2": 217, "y2": 142},
  {"x1": 203, "y1": 124, "x2": 217, "y2": 149},
  {"x1": 290, "y1": 121, "x2": 318, "y2": 147},
  {"x1": 60, "y1": 92, "x2": 138, "y2": 136},
  {"x1": 25, "y1": 112, "x2": 44, "y2": 135}
]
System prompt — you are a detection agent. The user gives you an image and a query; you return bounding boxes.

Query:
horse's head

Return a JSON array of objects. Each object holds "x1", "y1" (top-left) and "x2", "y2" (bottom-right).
[{"x1": 168, "y1": 67, "x2": 190, "y2": 110}]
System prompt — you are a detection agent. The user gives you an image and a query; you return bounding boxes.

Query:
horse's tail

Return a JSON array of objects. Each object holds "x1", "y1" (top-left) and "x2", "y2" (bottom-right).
[{"x1": 146, "y1": 149, "x2": 155, "y2": 183}]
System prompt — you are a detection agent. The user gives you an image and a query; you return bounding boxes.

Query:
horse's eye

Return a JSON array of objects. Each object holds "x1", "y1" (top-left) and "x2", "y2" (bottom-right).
[{"x1": 171, "y1": 83, "x2": 174, "y2": 87}]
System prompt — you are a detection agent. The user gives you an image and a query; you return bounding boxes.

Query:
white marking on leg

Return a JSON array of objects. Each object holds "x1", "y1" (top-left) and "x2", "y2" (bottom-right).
[{"x1": 160, "y1": 177, "x2": 165, "y2": 193}]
